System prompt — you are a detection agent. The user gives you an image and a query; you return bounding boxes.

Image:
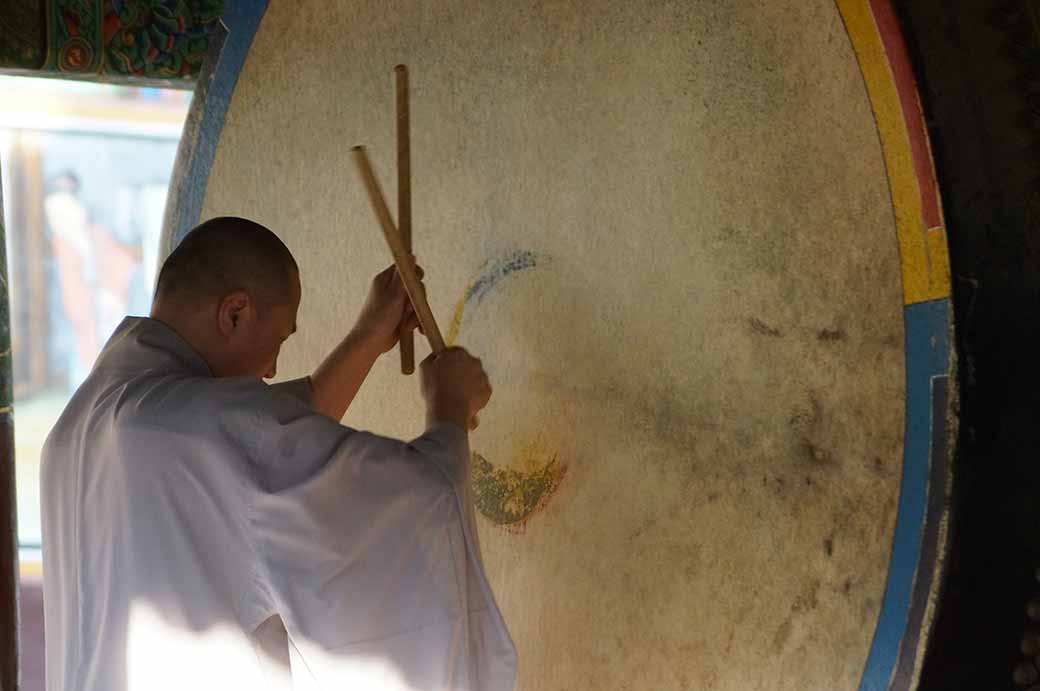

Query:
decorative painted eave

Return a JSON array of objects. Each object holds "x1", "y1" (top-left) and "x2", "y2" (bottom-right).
[{"x1": 0, "y1": 0, "x2": 224, "y2": 87}]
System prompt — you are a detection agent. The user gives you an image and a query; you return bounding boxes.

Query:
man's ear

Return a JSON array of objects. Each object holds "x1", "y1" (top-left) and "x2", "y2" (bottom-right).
[{"x1": 217, "y1": 291, "x2": 251, "y2": 336}]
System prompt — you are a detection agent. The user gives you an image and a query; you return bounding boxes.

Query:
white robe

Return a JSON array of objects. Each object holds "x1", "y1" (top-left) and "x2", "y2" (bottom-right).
[{"x1": 40, "y1": 317, "x2": 517, "y2": 691}]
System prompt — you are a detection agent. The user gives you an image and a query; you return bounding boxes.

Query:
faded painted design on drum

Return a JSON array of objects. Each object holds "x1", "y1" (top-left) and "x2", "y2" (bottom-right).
[
  {"x1": 446, "y1": 250, "x2": 544, "y2": 349},
  {"x1": 447, "y1": 251, "x2": 568, "y2": 527},
  {"x1": 199, "y1": 1, "x2": 906, "y2": 688},
  {"x1": 471, "y1": 452, "x2": 566, "y2": 529}
]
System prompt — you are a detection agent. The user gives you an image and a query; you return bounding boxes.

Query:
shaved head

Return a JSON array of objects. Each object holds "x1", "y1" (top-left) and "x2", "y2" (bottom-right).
[
  {"x1": 151, "y1": 216, "x2": 302, "y2": 379},
  {"x1": 155, "y1": 216, "x2": 298, "y2": 307}
]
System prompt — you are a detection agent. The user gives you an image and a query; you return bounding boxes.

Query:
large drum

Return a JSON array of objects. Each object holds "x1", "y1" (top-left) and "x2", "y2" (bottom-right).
[{"x1": 164, "y1": 1, "x2": 954, "y2": 689}]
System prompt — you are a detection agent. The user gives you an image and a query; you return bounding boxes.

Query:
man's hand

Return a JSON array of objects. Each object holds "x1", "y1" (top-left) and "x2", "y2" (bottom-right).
[
  {"x1": 421, "y1": 347, "x2": 492, "y2": 431},
  {"x1": 310, "y1": 263, "x2": 425, "y2": 420},
  {"x1": 352, "y1": 263, "x2": 424, "y2": 354}
]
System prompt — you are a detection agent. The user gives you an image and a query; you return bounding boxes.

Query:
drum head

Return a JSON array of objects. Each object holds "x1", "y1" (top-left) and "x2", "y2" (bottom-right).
[{"x1": 172, "y1": 1, "x2": 952, "y2": 688}]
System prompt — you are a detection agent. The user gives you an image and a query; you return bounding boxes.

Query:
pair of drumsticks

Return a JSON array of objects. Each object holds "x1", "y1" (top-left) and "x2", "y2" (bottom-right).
[
  {"x1": 352, "y1": 65, "x2": 447, "y2": 366},
  {"x1": 352, "y1": 66, "x2": 477, "y2": 427}
]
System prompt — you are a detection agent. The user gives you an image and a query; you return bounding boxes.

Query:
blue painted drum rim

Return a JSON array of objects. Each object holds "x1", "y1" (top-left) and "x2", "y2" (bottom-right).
[
  {"x1": 860, "y1": 299, "x2": 952, "y2": 691},
  {"x1": 167, "y1": 0, "x2": 270, "y2": 247}
]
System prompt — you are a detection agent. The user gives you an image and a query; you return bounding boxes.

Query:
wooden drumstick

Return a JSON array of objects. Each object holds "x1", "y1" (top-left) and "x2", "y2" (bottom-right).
[
  {"x1": 352, "y1": 146, "x2": 480, "y2": 429},
  {"x1": 353, "y1": 146, "x2": 445, "y2": 350},
  {"x1": 396, "y1": 64, "x2": 415, "y2": 375}
]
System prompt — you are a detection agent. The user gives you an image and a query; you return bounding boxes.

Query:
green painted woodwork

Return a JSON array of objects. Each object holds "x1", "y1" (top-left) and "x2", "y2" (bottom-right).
[
  {"x1": 0, "y1": 0, "x2": 45, "y2": 71},
  {"x1": 0, "y1": 0, "x2": 223, "y2": 85}
]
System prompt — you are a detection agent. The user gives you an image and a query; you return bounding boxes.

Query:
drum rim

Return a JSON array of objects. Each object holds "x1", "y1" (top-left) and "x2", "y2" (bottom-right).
[{"x1": 162, "y1": 2, "x2": 956, "y2": 688}]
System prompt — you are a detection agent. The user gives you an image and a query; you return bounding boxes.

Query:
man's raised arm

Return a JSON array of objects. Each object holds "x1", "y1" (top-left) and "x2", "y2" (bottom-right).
[{"x1": 308, "y1": 264, "x2": 421, "y2": 420}]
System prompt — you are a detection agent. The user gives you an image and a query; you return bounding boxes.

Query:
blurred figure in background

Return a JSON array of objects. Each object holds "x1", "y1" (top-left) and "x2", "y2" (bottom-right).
[
  {"x1": 43, "y1": 172, "x2": 98, "y2": 390},
  {"x1": 93, "y1": 183, "x2": 140, "y2": 340},
  {"x1": 43, "y1": 171, "x2": 144, "y2": 391}
]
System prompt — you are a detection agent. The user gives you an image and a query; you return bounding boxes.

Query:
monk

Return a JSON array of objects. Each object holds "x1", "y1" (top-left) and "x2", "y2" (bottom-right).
[{"x1": 40, "y1": 216, "x2": 517, "y2": 691}]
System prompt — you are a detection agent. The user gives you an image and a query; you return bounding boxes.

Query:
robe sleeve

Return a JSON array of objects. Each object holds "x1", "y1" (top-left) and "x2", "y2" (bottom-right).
[
  {"x1": 242, "y1": 393, "x2": 516, "y2": 690},
  {"x1": 267, "y1": 376, "x2": 313, "y2": 407}
]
